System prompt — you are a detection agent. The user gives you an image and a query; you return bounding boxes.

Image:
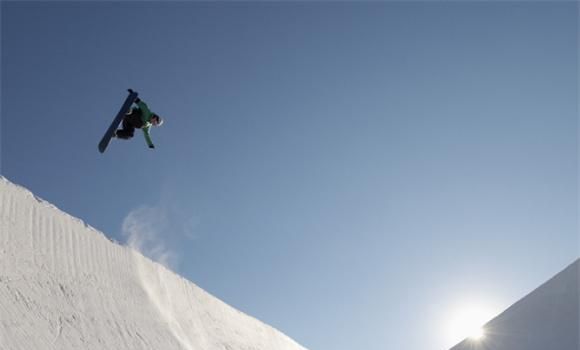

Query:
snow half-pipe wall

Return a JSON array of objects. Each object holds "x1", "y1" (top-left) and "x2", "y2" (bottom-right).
[
  {"x1": 0, "y1": 177, "x2": 307, "y2": 350},
  {"x1": 450, "y1": 259, "x2": 579, "y2": 350}
]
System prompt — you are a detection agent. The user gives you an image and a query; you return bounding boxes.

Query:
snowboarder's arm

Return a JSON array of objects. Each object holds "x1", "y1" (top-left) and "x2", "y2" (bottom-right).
[
  {"x1": 142, "y1": 125, "x2": 155, "y2": 148},
  {"x1": 135, "y1": 100, "x2": 154, "y2": 122}
]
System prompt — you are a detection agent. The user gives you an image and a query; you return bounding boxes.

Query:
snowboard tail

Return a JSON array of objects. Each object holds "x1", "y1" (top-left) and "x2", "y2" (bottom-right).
[{"x1": 98, "y1": 91, "x2": 139, "y2": 153}]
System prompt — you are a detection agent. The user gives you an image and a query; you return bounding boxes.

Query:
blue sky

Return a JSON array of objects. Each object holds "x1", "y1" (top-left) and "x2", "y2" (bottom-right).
[{"x1": 1, "y1": 2, "x2": 578, "y2": 349}]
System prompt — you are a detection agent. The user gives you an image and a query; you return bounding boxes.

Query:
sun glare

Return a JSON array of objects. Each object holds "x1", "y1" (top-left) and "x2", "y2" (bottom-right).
[
  {"x1": 446, "y1": 302, "x2": 495, "y2": 345},
  {"x1": 469, "y1": 326, "x2": 485, "y2": 341}
]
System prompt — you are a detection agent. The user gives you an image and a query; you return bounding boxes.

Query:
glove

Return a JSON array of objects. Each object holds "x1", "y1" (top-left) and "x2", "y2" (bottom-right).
[{"x1": 149, "y1": 144, "x2": 155, "y2": 149}]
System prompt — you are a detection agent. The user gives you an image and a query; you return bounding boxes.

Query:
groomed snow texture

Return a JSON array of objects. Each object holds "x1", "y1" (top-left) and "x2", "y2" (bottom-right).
[{"x1": 0, "y1": 177, "x2": 307, "y2": 350}]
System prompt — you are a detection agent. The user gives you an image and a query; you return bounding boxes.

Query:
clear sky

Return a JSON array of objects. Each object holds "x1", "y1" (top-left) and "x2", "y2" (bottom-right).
[{"x1": 1, "y1": 2, "x2": 578, "y2": 350}]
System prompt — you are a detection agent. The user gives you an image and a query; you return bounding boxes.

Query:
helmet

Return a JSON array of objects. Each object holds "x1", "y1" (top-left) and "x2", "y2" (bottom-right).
[{"x1": 153, "y1": 114, "x2": 164, "y2": 126}]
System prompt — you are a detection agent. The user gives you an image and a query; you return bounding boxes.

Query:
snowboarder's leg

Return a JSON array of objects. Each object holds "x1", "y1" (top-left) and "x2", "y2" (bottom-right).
[{"x1": 115, "y1": 118, "x2": 135, "y2": 140}]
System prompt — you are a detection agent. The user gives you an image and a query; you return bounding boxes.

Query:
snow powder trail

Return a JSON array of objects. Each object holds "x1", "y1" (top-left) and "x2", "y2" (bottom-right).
[{"x1": 0, "y1": 176, "x2": 307, "y2": 350}]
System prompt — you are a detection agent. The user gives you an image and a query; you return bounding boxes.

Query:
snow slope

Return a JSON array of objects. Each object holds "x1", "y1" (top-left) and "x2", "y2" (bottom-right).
[
  {"x1": 450, "y1": 259, "x2": 579, "y2": 350},
  {"x1": 0, "y1": 177, "x2": 307, "y2": 350}
]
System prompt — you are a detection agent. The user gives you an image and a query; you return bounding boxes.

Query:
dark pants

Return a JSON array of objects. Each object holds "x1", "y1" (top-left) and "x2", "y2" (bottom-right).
[
  {"x1": 116, "y1": 109, "x2": 142, "y2": 139},
  {"x1": 115, "y1": 118, "x2": 135, "y2": 139}
]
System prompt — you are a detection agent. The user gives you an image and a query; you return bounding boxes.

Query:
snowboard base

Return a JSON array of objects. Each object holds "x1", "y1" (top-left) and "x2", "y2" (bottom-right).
[{"x1": 98, "y1": 91, "x2": 139, "y2": 153}]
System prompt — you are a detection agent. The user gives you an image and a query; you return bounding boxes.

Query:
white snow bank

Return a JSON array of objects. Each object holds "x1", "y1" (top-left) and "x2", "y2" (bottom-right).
[
  {"x1": 0, "y1": 176, "x2": 307, "y2": 350},
  {"x1": 450, "y1": 258, "x2": 579, "y2": 350}
]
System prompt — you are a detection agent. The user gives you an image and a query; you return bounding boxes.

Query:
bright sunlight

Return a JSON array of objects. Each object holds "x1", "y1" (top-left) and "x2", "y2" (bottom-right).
[{"x1": 446, "y1": 302, "x2": 497, "y2": 345}]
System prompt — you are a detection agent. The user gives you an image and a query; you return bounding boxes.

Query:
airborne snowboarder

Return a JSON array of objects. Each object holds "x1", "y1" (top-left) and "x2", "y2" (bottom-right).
[{"x1": 113, "y1": 89, "x2": 164, "y2": 149}]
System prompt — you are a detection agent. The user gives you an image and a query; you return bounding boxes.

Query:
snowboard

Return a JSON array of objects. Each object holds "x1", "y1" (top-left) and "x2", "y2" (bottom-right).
[{"x1": 98, "y1": 90, "x2": 139, "y2": 153}]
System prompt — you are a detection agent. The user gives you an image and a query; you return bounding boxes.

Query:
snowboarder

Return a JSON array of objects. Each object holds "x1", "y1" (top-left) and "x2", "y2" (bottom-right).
[{"x1": 113, "y1": 89, "x2": 163, "y2": 149}]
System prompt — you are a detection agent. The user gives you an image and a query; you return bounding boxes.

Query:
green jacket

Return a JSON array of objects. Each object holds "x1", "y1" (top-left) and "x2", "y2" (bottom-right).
[{"x1": 135, "y1": 100, "x2": 155, "y2": 147}]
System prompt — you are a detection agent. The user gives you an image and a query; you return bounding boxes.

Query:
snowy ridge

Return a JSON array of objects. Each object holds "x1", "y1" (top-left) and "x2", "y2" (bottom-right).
[
  {"x1": 0, "y1": 176, "x2": 307, "y2": 350},
  {"x1": 450, "y1": 259, "x2": 579, "y2": 350}
]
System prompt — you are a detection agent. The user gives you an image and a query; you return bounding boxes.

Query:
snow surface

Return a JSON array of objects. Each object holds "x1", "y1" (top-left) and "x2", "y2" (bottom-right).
[
  {"x1": 0, "y1": 177, "x2": 307, "y2": 350},
  {"x1": 450, "y1": 259, "x2": 579, "y2": 350}
]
